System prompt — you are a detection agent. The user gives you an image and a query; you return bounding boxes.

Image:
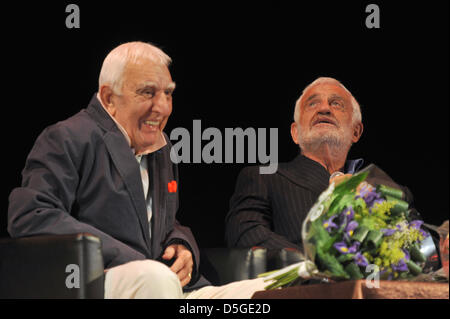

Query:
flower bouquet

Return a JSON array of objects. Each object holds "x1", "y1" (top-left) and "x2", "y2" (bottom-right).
[{"x1": 259, "y1": 165, "x2": 440, "y2": 289}]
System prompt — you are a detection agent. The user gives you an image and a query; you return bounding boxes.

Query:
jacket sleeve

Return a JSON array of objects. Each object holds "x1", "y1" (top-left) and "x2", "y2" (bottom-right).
[
  {"x1": 225, "y1": 166, "x2": 302, "y2": 251},
  {"x1": 7, "y1": 123, "x2": 145, "y2": 269},
  {"x1": 163, "y1": 220, "x2": 202, "y2": 285}
]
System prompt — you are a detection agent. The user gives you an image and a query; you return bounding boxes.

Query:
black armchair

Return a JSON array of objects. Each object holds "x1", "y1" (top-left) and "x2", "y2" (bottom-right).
[
  {"x1": 0, "y1": 233, "x2": 305, "y2": 298},
  {"x1": 200, "y1": 247, "x2": 305, "y2": 286},
  {"x1": 200, "y1": 247, "x2": 268, "y2": 285},
  {"x1": 0, "y1": 233, "x2": 105, "y2": 299}
]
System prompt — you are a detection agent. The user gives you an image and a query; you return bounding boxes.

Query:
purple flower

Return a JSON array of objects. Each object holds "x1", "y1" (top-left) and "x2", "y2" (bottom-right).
[
  {"x1": 392, "y1": 259, "x2": 408, "y2": 272},
  {"x1": 402, "y1": 249, "x2": 410, "y2": 261},
  {"x1": 409, "y1": 220, "x2": 424, "y2": 229},
  {"x1": 409, "y1": 220, "x2": 430, "y2": 238},
  {"x1": 338, "y1": 207, "x2": 355, "y2": 238},
  {"x1": 356, "y1": 186, "x2": 383, "y2": 208},
  {"x1": 342, "y1": 207, "x2": 355, "y2": 221},
  {"x1": 420, "y1": 229, "x2": 430, "y2": 238},
  {"x1": 354, "y1": 252, "x2": 369, "y2": 267},
  {"x1": 343, "y1": 220, "x2": 359, "y2": 242},
  {"x1": 334, "y1": 242, "x2": 350, "y2": 254},
  {"x1": 366, "y1": 192, "x2": 383, "y2": 208},
  {"x1": 349, "y1": 241, "x2": 361, "y2": 253},
  {"x1": 356, "y1": 184, "x2": 370, "y2": 198},
  {"x1": 334, "y1": 241, "x2": 360, "y2": 254},
  {"x1": 381, "y1": 228, "x2": 396, "y2": 236},
  {"x1": 391, "y1": 250, "x2": 411, "y2": 273},
  {"x1": 323, "y1": 216, "x2": 338, "y2": 232},
  {"x1": 345, "y1": 221, "x2": 359, "y2": 237},
  {"x1": 373, "y1": 198, "x2": 384, "y2": 206}
]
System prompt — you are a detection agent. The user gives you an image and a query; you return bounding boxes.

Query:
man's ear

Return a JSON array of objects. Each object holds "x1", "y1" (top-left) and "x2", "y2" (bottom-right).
[
  {"x1": 351, "y1": 121, "x2": 364, "y2": 143},
  {"x1": 99, "y1": 85, "x2": 116, "y2": 116},
  {"x1": 291, "y1": 122, "x2": 300, "y2": 145}
]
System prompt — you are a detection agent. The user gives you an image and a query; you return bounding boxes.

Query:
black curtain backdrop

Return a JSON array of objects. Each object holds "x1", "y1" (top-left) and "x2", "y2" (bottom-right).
[{"x1": 2, "y1": 1, "x2": 448, "y2": 249}]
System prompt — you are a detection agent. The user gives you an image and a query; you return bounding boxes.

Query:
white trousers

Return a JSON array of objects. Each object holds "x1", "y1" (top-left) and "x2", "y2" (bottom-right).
[{"x1": 104, "y1": 260, "x2": 270, "y2": 299}]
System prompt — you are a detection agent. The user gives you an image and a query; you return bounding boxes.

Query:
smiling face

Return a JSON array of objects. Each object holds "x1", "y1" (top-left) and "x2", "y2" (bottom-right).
[
  {"x1": 103, "y1": 58, "x2": 175, "y2": 154},
  {"x1": 291, "y1": 82, "x2": 363, "y2": 153}
]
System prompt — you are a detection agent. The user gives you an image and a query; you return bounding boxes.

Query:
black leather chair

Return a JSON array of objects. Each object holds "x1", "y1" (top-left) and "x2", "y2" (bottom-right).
[
  {"x1": 200, "y1": 247, "x2": 305, "y2": 286},
  {"x1": 0, "y1": 233, "x2": 104, "y2": 299},
  {"x1": 200, "y1": 247, "x2": 268, "y2": 285},
  {"x1": 0, "y1": 234, "x2": 305, "y2": 298}
]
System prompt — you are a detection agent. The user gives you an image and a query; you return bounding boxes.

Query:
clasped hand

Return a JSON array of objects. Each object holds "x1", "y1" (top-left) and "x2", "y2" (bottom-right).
[{"x1": 162, "y1": 244, "x2": 194, "y2": 287}]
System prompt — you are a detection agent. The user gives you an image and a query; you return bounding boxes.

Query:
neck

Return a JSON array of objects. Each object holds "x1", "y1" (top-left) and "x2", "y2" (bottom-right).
[{"x1": 301, "y1": 144, "x2": 349, "y2": 174}]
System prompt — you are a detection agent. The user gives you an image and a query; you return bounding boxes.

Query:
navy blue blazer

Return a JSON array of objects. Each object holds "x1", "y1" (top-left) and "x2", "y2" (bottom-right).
[{"x1": 8, "y1": 94, "x2": 209, "y2": 289}]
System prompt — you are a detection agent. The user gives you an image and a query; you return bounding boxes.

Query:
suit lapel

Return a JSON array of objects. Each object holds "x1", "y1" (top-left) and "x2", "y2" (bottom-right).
[
  {"x1": 103, "y1": 132, "x2": 152, "y2": 251},
  {"x1": 86, "y1": 95, "x2": 152, "y2": 252},
  {"x1": 148, "y1": 143, "x2": 172, "y2": 258},
  {"x1": 277, "y1": 154, "x2": 330, "y2": 195}
]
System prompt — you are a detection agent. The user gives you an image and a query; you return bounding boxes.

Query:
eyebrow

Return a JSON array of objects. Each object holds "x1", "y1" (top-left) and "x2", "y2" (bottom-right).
[
  {"x1": 305, "y1": 94, "x2": 319, "y2": 103},
  {"x1": 167, "y1": 82, "x2": 176, "y2": 91},
  {"x1": 138, "y1": 81, "x2": 176, "y2": 91},
  {"x1": 329, "y1": 94, "x2": 344, "y2": 100}
]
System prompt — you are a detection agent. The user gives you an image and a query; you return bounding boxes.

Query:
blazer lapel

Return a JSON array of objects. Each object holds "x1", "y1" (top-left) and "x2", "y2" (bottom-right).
[
  {"x1": 86, "y1": 95, "x2": 152, "y2": 252},
  {"x1": 148, "y1": 144, "x2": 172, "y2": 258},
  {"x1": 277, "y1": 154, "x2": 330, "y2": 195}
]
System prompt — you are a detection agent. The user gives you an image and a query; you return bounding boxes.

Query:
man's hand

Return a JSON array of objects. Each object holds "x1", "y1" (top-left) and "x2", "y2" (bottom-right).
[{"x1": 162, "y1": 244, "x2": 194, "y2": 287}]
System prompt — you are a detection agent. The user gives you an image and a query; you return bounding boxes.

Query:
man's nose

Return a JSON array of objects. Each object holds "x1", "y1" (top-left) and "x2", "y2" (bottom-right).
[
  {"x1": 152, "y1": 90, "x2": 171, "y2": 112},
  {"x1": 316, "y1": 101, "x2": 332, "y2": 115}
]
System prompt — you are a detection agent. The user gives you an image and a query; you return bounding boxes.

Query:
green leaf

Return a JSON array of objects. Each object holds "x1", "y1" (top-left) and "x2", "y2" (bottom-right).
[
  {"x1": 337, "y1": 253, "x2": 356, "y2": 263},
  {"x1": 311, "y1": 219, "x2": 332, "y2": 251},
  {"x1": 316, "y1": 247, "x2": 349, "y2": 279},
  {"x1": 333, "y1": 171, "x2": 369, "y2": 196},
  {"x1": 323, "y1": 232, "x2": 341, "y2": 252},
  {"x1": 327, "y1": 193, "x2": 357, "y2": 218}
]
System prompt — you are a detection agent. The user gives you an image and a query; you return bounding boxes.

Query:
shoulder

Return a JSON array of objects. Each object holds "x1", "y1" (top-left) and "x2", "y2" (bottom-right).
[
  {"x1": 39, "y1": 109, "x2": 103, "y2": 146},
  {"x1": 237, "y1": 164, "x2": 267, "y2": 180},
  {"x1": 29, "y1": 109, "x2": 104, "y2": 165},
  {"x1": 49, "y1": 109, "x2": 100, "y2": 136},
  {"x1": 236, "y1": 162, "x2": 284, "y2": 185}
]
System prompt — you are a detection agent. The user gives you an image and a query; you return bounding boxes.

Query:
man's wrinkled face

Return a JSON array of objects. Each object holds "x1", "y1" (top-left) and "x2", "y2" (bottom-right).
[
  {"x1": 110, "y1": 58, "x2": 175, "y2": 153},
  {"x1": 291, "y1": 83, "x2": 361, "y2": 152}
]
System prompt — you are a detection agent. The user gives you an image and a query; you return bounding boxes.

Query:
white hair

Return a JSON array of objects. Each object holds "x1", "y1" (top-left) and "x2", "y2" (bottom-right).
[
  {"x1": 98, "y1": 41, "x2": 172, "y2": 94},
  {"x1": 293, "y1": 77, "x2": 362, "y2": 124}
]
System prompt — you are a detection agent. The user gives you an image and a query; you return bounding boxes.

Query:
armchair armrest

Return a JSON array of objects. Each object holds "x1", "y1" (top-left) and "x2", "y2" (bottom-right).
[
  {"x1": 0, "y1": 233, "x2": 104, "y2": 299},
  {"x1": 200, "y1": 247, "x2": 267, "y2": 285},
  {"x1": 267, "y1": 247, "x2": 305, "y2": 269}
]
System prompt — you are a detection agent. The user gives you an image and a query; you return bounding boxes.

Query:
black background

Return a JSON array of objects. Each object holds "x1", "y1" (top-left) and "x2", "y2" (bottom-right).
[{"x1": 2, "y1": 1, "x2": 448, "y2": 249}]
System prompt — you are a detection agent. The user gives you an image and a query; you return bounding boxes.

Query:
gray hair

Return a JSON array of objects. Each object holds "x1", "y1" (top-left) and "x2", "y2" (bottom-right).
[
  {"x1": 293, "y1": 77, "x2": 362, "y2": 124},
  {"x1": 98, "y1": 41, "x2": 172, "y2": 94}
]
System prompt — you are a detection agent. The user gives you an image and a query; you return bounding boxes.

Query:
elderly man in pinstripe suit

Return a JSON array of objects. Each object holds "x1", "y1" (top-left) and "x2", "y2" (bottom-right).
[{"x1": 226, "y1": 77, "x2": 365, "y2": 251}]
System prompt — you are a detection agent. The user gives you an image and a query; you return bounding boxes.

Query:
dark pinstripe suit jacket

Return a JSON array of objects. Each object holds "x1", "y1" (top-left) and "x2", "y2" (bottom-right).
[
  {"x1": 225, "y1": 155, "x2": 369, "y2": 251},
  {"x1": 226, "y1": 155, "x2": 332, "y2": 251},
  {"x1": 225, "y1": 155, "x2": 419, "y2": 252}
]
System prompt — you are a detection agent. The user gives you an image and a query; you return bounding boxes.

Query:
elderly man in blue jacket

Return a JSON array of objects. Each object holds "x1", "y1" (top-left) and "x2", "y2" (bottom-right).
[{"x1": 7, "y1": 41, "x2": 269, "y2": 298}]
